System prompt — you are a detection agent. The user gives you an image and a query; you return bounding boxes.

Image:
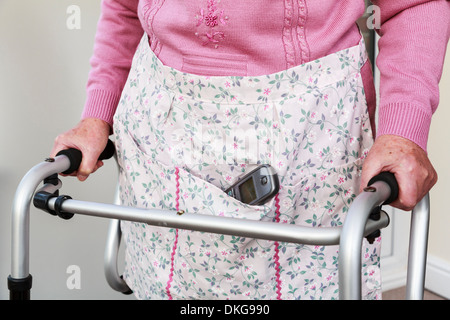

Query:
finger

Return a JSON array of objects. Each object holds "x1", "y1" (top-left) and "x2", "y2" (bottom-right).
[
  {"x1": 77, "y1": 151, "x2": 102, "y2": 181},
  {"x1": 91, "y1": 160, "x2": 104, "y2": 174},
  {"x1": 389, "y1": 180, "x2": 417, "y2": 211},
  {"x1": 50, "y1": 133, "x2": 78, "y2": 158},
  {"x1": 360, "y1": 166, "x2": 381, "y2": 193},
  {"x1": 387, "y1": 167, "x2": 433, "y2": 211},
  {"x1": 60, "y1": 158, "x2": 104, "y2": 181},
  {"x1": 359, "y1": 154, "x2": 384, "y2": 193},
  {"x1": 50, "y1": 139, "x2": 79, "y2": 177}
]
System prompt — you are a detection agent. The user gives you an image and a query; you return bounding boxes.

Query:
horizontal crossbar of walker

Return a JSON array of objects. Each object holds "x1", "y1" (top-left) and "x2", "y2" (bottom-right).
[{"x1": 44, "y1": 196, "x2": 390, "y2": 246}]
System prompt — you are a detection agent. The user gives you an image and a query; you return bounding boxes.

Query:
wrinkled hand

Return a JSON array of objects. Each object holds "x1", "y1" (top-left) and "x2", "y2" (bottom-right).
[
  {"x1": 360, "y1": 135, "x2": 437, "y2": 211},
  {"x1": 50, "y1": 118, "x2": 111, "y2": 181}
]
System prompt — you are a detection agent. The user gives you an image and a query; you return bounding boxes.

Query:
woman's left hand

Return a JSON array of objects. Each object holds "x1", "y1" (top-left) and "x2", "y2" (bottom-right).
[{"x1": 360, "y1": 134, "x2": 437, "y2": 211}]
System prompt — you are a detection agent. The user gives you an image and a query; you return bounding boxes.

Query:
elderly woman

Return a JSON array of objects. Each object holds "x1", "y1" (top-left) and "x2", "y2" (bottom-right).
[{"x1": 51, "y1": 1, "x2": 449, "y2": 299}]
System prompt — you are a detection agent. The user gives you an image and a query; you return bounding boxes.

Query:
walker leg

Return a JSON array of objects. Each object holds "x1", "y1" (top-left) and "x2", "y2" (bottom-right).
[
  {"x1": 104, "y1": 219, "x2": 132, "y2": 294},
  {"x1": 406, "y1": 194, "x2": 430, "y2": 300}
]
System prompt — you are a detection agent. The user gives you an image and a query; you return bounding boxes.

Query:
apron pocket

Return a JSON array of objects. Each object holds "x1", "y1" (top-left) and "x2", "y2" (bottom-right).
[
  {"x1": 277, "y1": 159, "x2": 363, "y2": 228},
  {"x1": 176, "y1": 166, "x2": 275, "y2": 219},
  {"x1": 158, "y1": 165, "x2": 280, "y2": 300}
]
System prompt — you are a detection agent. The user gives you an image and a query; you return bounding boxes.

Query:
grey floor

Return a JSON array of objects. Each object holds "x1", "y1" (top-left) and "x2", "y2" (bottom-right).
[{"x1": 383, "y1": 287, "x2": 445, "y2": 300}]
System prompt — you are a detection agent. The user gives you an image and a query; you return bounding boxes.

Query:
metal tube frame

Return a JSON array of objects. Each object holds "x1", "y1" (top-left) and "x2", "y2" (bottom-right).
[
  {"x1": 9, "y1": 155, "x2": 429, "y2": 300},
  {"x1": 406, "y1": 194, "x2": 430, "y2": 300},
  {"x1": 10, "y1": 156, "x2": 70, "y2": 280}
]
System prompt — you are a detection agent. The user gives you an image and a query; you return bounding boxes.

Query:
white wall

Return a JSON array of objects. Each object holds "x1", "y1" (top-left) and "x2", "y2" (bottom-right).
[
  {"x1": 0, "y1": 0, "x2": 132, "y2": 299},
  {"x1": 426, "y1": 42, "x2": 450, "y2": 298},
  {"x1": 0, "y1": 1, "x2": 449, "y2": 300},
  {"x1": 428, "y1": 42, "x2": 450, "y2": 262}
]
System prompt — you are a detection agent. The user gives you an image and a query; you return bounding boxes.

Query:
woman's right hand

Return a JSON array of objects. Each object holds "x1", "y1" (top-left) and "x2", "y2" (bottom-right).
[{"x1": 50, "y1": 118, "x2": 111, "y2": 181}]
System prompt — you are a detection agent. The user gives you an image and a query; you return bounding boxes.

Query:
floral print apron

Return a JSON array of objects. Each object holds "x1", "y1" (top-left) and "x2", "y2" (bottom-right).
[{"x1": 113, "y1": 34, "x2": 381, "y2": 300}]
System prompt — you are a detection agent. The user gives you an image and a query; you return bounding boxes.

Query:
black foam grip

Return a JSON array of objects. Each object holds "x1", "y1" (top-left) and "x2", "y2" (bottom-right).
[
  {"x1": 367, "y1": 172, "x2": 399, "y2": 204},
  {"x1": 98, "y1": 139, "x2": 116, "y2": 160},
  {"x1": 56, "y1": 139, "x2": 115, "y2": 175}
]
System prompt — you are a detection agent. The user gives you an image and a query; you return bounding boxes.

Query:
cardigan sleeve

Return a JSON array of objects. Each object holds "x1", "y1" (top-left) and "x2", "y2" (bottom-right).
[
  {"x1": 81, "y1": 0, "x2": 143, "y2": 127},
  {"x1": 371, "y1": 0, "x2": 450, "y2": 151}
]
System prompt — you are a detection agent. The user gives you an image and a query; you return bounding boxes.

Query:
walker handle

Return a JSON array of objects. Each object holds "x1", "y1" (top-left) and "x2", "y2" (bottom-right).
[
  {"x1": 56, "y1": 139, "x2": 115, "y2": 175},
  {"x1": 367, "y1": 172, "x2": 399, "y2": 204}
]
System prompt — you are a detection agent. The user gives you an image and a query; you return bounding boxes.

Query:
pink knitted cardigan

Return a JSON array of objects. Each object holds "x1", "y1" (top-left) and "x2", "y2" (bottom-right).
[{"x1": 82, "y1": 0, "x2": 450, "y2": 151}]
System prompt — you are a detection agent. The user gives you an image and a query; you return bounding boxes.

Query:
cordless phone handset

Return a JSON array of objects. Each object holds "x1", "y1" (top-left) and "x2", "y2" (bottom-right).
[{"x1": 224, "y1": 164, "x2": 280, "y2": 205}]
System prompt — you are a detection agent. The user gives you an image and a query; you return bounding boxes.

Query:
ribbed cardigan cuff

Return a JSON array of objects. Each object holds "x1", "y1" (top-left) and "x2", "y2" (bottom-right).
[
  {"x1": 376, "y1": 102, "x2": 432, "y2": 152},
  {"x1": 81, "y1": 89, "x2": 121, "y2": 128}
]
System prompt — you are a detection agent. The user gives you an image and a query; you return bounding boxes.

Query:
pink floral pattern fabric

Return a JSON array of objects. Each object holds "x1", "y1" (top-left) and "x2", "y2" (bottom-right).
[{"x1": 113, "y1": 34, "x2": 381, "y2": 300}]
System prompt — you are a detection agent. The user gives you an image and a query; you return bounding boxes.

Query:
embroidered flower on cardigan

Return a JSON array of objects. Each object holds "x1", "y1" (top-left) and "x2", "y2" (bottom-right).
[
  {"x1": 195, "y1": 0, "x2": 229, "y2": 48},
  {"x1": 205, "y1": 13, "x2": 218, "y2": 27}
]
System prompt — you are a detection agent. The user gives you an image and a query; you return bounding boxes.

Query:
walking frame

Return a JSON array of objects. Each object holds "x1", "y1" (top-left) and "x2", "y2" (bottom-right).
[{"x1": 8, "y1": 141, "x2": 430, "y2": 300}]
